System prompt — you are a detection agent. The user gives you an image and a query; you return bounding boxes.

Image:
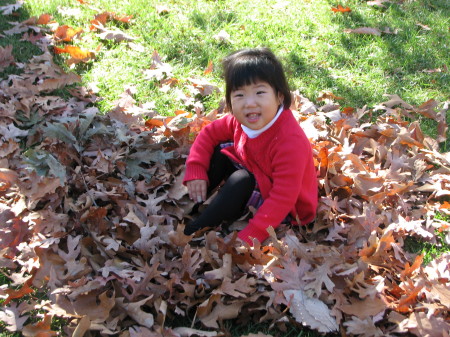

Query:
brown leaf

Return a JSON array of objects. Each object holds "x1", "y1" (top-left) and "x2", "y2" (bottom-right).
[
  {"x1": 0, "y1": 302, "x2": 29, "y2": 332},
  {"x1": 116, "y1": 297, "x2": 154, "y2": 328},
  {"x1": 367, "y1": 0, "x2": 390, "y2": 7},
  {"x1": 339, "y1": 297, "x2": 386, "y2": 319},
  {"x1": 0, "y1": 45, "x2": 15, "y2": 70},
  {"x1": 97, "y1": 28, "x2": 136, "y2": 42},
  {"x1": 22, "y1": 315, "x2": 57, "y2": 337},
  {"x1": 344, "y1": 27, "x2": 381, "y2": 36}
]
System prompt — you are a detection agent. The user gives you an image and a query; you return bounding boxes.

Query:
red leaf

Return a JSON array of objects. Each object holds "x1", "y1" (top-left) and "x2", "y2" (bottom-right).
[
  {"x1": 53, "y1": 45, "x2": 95, "y2": 62},
  {"x1": 4, "y1": 282, "x2": 34, "y2": 306},
  {"x1": 400, "y1": 254, "x2": 424, "y2": 281},
  {"x1": 332, "y1": 5, "x2": 352, "y2": 12},
  {"x1": 22, "y1": 315, "x2": 57, "y2": 337},
  {"x1": 204, "y1": 60, "x2": 214, "y2": 75},
  {"x1": 53, "y1": 25, "x2": 83, "y2": 42},
  {"x1": 37, "y1": 13, "x2": 52, "y2": 25}
]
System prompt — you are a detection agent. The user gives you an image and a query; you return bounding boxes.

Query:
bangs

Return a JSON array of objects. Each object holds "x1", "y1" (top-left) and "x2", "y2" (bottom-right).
[
  {"x1": 226, "y1": 59, "x2": 274, "y2": 92},
  {"x1": 225, "y1": 58, "x2": 275, "y2": 92}
]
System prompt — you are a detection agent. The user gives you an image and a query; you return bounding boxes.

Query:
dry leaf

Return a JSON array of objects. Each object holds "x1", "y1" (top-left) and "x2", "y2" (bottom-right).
[
  {"x1": 344, "y1": 27, "x2": 381, "y2": 36},
  {"x1": 331, "y1": 5, "x2": 351, "y2": 12},
  {"x1": 284, "y1": 289, "x2": 339, "y2": 333}
]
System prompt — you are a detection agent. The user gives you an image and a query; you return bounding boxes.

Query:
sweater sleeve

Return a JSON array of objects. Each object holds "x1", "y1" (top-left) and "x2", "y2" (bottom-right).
[
  {"x1": 183, "y1": 114, "x2": 235, "y2": 184},
  {"x1": 238, "y1": 134, "x2": 310, "y2": 245}
]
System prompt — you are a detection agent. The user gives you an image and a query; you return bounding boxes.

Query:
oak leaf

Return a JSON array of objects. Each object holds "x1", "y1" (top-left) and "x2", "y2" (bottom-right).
[
  {"x1": 22, "y1": 315, "x2": 57, "y2": 337},
  {"x1": 53, "y1": 25, "x2": 83, "y2": 42},
  {"x1": 0, "y1": 302, "x2": 29, "y2": 332},
  {"x1": 0, "y1": 2, "x2": 22, "y2": 15},
  {"x1": 344, "y1": 27, "x2": 381, "y2": 36},
  {"x1": 284, "y1": 289, "x2": 339, "y2": 333},
  {"x1": 0, "y1": 45, "x2": 14, "y2": 70},
  {"x1": 97, "y1": 28, "x2": 136, "y2": 42},
  {"x1": 331, "y1": 5, "x2": 351, "y2": 12},
  {"x1": 116, "y1": 297, "x2": 154, "y2": 328}
]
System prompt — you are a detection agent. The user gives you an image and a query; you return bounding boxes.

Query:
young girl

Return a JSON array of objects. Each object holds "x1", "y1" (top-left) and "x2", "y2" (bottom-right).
[{"x1": 183, "y1": 47, "x2": 318, "y2": 245}]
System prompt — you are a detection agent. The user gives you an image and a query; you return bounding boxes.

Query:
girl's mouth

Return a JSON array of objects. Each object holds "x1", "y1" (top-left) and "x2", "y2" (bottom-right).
[{"x1": 246, "y1": 113, "x2": 260, "y2": 123}]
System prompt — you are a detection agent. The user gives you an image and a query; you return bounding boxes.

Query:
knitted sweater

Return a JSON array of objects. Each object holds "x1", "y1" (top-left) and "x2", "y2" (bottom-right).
[{"x1": 183, "y1": 108, "x2": 318, "y2": 245}]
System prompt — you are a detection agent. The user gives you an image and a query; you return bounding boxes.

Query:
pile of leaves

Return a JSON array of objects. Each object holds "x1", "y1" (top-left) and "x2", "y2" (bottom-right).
[{"x1": 1, "y1": 2, "x2": 450, "y2": 337}]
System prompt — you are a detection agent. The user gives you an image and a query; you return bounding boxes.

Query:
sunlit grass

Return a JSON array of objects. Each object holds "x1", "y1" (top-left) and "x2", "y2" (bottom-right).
[{"x1": 14, "y1": 0, "x2": 449, "y2": 118}]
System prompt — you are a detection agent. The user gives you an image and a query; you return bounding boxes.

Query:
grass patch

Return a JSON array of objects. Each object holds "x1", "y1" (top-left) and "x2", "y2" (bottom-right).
[
  {"x1": 404, "y1": 213, "x2": 450, "y2": 265},
  {"x1": 10, "y1": 0, "x2": 448, "y2": 119}
]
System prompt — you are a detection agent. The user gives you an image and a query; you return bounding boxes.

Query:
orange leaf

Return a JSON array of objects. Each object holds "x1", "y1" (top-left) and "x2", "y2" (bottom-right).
[
  {"x1": 174, "y1": 109, "x2": 192, "y2": 117},
  {"x1": 342, "y1": 106, "x2": 354, "y2": 115},
  {"x1": 54, "y1": 45, "x2": 95, "y2": 62},
  {"x1": 145, "y1": 118, "x2": 165, "y2": 128},
  {"x1": 53, "y1": 46, "x2": 67, "y2": 55},
  {"x1": 22, "y1": 315, "x2": 57, "y2": 337},
  {"x1": 37, "y1": 13, "x2": 52, "y2": 25},
  {"x1": 54, "y1": 25, "x2": 83, "y2": 42},
  {"x1": 332, "y1": 4, "x2": 352, "y2": 12},
  {"x1": 76, "y1": 0, "x2": 88, "y2": 3},
  {"x1": 400, "y1": 254, "x2": 423, "y2": 280},
  {"x1": 440, "y1": 201, "x2": 450, "y2": 209},
  {"x1": 317, "y1": 146, "x2": 329, "y2": 177},
  {"x1": 4, "y1": 282, "x2": 34, "y2": 306},
  {"x1": 204, "y1": 60, "x2": 214, "y2": 75},
  {"x1": 113, "y1": 14, "x2": 133, "y2": 23},
  {"x1": 396, "y1": 282, "x2": 424, "y2": 313},
  {"x1": 90, "y1": 12, "x2": 110, "y2": 30}
]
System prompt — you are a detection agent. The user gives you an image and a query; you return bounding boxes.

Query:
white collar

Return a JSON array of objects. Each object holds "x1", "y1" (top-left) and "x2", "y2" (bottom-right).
[{"x1": 241, "y1": 105, "x2": 284, "y2": 138}]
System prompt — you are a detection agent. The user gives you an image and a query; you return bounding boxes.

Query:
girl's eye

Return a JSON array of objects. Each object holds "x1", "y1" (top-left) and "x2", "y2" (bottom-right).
[
  {"x1": 233, "y1": 93, "x2": 243, "y2": 98},
  {"x1": 257, "y1": 91, "x2": 266, "y2": 95}
]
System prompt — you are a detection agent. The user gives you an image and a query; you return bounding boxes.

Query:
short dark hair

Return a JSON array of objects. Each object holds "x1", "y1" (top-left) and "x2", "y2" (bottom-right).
[{"x1": 222, "y1": 47, "x2": 291, "y2": 110}]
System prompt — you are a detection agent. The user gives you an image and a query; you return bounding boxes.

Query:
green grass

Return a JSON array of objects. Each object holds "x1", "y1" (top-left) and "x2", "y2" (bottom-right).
[
  {"x1": 404, "y1": 212, "x2": 450, "y2": 265},
  {"x1": 12, "y1": 0, "x2": 448, "y2": 120}
]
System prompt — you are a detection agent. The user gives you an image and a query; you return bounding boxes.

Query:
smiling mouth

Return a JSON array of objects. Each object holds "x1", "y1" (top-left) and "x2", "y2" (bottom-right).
[{"x1": 246, "y1": 113, "x2": 260, "y2": 122}]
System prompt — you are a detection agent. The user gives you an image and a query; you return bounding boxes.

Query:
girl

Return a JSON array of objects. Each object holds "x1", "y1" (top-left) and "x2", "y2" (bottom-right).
[{"x1": 183, "y1": 47, "x2": 318, "y2": 245}]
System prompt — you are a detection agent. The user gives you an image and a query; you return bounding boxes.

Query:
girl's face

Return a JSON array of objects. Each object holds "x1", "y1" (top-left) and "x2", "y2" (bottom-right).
[{"x1": 230, "y1": 81, "x2": 283, "y2": 130}]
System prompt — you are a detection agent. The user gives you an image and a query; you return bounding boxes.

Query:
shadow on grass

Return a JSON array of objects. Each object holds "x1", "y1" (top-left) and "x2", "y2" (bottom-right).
[
  {"x1": 287, "y1": 0, "x2": 449, "y2": 110},
  {"x1": 0, "y1": 0, "x2": 43, "y2": 79}
]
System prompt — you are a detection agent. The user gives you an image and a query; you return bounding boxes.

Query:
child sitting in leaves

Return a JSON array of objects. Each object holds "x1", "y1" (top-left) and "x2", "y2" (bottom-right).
[{"x1": 183, "y1": 47, "x2": 318, "y2": 245}]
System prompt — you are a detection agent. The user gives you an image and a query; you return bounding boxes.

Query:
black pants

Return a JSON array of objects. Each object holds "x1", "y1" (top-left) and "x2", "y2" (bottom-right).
[{"x1": 184, "y1": 146, "x2": 256, "y2": 235}]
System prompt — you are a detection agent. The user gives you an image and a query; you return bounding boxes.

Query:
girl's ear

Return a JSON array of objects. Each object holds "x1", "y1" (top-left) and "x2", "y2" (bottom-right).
[{"x1": 277, "y1": 92, "x2": 284, "y2": 106}]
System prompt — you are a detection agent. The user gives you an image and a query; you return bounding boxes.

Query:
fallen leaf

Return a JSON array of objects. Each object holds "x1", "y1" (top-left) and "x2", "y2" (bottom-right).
[
  {"x1": 22, "y1": 315, "x2": 57, "y2": 337},
  {"x1": 344, "y1": 27, "x2": 381, "y2": 36},
  {"x1": 284, "y1": 289, "x2": 339, "y2": 333},
  {"x1": 0, "y1": 45, "x2": 15, "y2": 70},
  {"x1": 53, "y1": 25, "x2": 83, "y2": 42},
  {"x1": 332, "y1": 5, "x2": 351, "y2": 12}
]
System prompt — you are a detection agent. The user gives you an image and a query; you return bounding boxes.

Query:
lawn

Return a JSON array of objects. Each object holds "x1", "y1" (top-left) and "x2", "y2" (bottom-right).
[{"x1": 3, "y1": 0, "x2": 449, "y2": 142}]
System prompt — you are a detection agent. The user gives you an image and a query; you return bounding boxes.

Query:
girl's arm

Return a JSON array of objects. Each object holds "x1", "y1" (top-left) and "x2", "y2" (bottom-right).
[
  {"x1": 238, "y1": 136, "x2": 315, "y2": 244},
  {"x1": 183, "y1": 114, "x2": 236, "y2": 184}
]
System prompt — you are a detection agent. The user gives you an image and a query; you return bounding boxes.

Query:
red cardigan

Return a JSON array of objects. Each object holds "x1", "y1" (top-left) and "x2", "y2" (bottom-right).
[{"x1": 183, "y1": 108, "x2": 318, "y2": 245}]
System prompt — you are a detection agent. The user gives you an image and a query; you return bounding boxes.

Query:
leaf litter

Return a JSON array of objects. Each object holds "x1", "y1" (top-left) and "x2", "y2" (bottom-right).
[{"x1": 0, "y1": 2, "x2": 450, "y2": 337}]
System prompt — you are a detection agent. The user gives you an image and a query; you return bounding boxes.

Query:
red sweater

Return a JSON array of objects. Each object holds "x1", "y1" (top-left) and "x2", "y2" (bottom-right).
[{"x1": 183, "y1": 108, "x2": 318, "y2": 245}]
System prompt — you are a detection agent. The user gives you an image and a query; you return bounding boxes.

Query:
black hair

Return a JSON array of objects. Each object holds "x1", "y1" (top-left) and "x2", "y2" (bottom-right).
[{"x1": 222, "y1": 47, "x2": 291, "y2": 110}]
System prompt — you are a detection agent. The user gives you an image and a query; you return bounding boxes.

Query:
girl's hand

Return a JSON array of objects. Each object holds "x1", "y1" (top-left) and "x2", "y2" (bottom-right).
[{"x1": 186, "y1": 179, "x2": 207, "y2": 203}]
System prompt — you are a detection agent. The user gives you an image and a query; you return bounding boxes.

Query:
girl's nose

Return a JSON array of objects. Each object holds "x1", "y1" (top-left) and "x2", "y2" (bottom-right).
[{"x1": 244, "y1": 95, "x2": 257, "y2": 107}]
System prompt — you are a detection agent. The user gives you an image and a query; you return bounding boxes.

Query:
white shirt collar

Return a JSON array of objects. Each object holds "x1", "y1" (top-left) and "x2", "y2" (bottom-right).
[{"x1": 241, "y1": 105, "x2": 284, "y2": 138}]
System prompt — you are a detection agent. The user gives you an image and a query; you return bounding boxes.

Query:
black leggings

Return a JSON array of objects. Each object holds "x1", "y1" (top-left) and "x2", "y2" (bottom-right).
[{"x1": 184, "y1": 146, "x2": 256, "y2": 235}]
